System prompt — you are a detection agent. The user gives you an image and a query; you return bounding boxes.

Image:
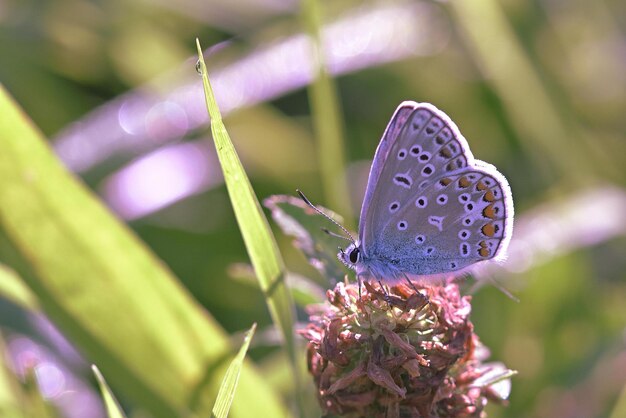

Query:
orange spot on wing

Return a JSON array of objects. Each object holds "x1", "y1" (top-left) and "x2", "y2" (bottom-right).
[
  {"x1": 479, "y1": 247, "x2": 490, "y2": 257},
  {"x1": 458, "y1": 176, "x2": 471, "y2": 188},
  {"x1": 439, "y1": 148, "x2": 452, "y2": 158},
  {"x1": 440, "y1": 177, "x2": 453, "y2": 186},
  {"x1": 476, "y1": 181, "x2": 488, "y2": 191},
  {"x1": 483, "y1": 190, "x2": 495, "y2": 202},
  {"x1": 481, "y1": 223, "x2": 496, "y2": 237},
  {"x1": 482, "y1": 204, "x2": 496, "y2": 219}
]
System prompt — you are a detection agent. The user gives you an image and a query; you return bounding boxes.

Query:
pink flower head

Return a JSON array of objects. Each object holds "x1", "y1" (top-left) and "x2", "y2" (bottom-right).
[{"x1": 299, "y1": 281, "x2": 511, "y2": 417}]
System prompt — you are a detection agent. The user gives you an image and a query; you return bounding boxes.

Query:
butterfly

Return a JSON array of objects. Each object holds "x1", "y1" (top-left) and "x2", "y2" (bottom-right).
[{"x1": 335, "y1": 101, "x2": 513, "y2": 283}]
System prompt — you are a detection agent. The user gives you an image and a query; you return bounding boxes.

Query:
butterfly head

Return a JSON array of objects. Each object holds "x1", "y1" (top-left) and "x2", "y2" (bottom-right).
[{"x1": 338, "y1": 242, "x2": 361, "y2": 270}]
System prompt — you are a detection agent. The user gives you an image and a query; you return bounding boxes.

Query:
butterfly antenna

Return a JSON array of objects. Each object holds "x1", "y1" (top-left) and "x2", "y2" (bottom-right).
[
  {"x1": 322, "y1": 228, "x2": 352, "y2": 242},
  {"x1": 488, "y1": 276, "x2": 520, "y2": 303},
  {"x1": 296, "y1": 189, "x2": 356, "y2": 243},
  {"x1": 468, "y1": 271, "x2": 520, "y2": 303}
]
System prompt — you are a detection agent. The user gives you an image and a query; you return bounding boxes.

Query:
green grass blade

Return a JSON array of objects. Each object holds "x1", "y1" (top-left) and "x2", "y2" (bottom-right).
[
  {"x1": 211, "y1": 323, "x2": 257, "y2": 418},
  {"x1": 447, "y1": 0, "x2": 595, "y2": 182},
  {"x1": 300, "y1": 0, "x2": 352, "y2": 220},
  {"x1": 195, "y1": 39, "x2": 302, "y2": 415},
  {"x1": 0, "y1": 263, "x2": 39, "y2": 311},
  {"x1": 0, "y1": 83, "x2": 289, "y2": 418},
  {"x1": 610, "y1": 382, "x2": 626, "y2": 418},
  {"x1": 92, "y1": 365, "x2": 128, "y2": 418}
]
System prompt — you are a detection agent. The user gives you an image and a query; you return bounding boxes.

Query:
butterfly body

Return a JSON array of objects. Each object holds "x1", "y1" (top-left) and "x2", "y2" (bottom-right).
[
  {"x1": 339, "y1": 241, "x2": 403, "y2": 280},
  {"x1": 339, "y1": 101, "x2": 514, "y2": 282}
]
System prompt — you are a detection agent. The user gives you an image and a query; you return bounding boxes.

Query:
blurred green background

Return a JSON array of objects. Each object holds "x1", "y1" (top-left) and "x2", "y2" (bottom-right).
[{"x1": 0, "y1": 0, "x2": 625, "y2": 417}]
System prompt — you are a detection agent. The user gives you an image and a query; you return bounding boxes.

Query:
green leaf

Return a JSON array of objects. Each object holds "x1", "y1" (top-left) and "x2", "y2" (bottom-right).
[
  {"x1": 212, "y1": 323, "x2": 256, "y2": 418},
  {"x1": 92, "y1": 365, "x2": 128, "y2": 418},
  {"x1": 195, "y1": 39, "x2": 302, "y2": 414},
  {"x1": 263, "y1": 195, "x2": 347, "y2": 284},
  {"x1": 0, "y1": 84, "x2": 289, "y2": 418}
]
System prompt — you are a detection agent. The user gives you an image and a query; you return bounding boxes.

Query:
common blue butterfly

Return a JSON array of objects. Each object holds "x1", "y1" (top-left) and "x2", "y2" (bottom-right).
[{"x1": 338, "y1": 101, "x2": 514, "y2": 283}]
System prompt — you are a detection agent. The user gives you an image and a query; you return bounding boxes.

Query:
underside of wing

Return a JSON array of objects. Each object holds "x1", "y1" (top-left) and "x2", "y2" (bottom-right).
[
  {"x1": 359, "y1": 101, "x2": 417, "y2": 255},
  {"x1": 384, "y1": 167, "x2": 513, "y2": 276},
  {"x1": 360, "y1": 103, "x2": 513, "y2": 277}
]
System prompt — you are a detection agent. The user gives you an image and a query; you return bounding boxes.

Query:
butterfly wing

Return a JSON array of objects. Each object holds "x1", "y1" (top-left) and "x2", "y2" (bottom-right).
[
  {"x1": 360, "y1": 102, "x2": 513, "y2": 278},
  {"x1": 359, "y1": 102, "x2": 417, "y2": 255}
]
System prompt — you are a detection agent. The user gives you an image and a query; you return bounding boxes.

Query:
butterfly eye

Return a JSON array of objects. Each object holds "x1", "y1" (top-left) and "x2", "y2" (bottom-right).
[{"x1": 349, "y1": 248, "x2": 360, "y2": 264}]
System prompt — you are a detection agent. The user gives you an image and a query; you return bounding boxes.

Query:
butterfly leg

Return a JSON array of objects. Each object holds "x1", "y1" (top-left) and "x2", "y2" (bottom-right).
[
  {"x1": 356, "y1": 272, "x2": 363, "y2": 299},
  {"x1": 402, "y1": 273, "x2": 419, "y2": 293},
  {"x1": 402, "y1": 273, "x2": 432, "y2": 311},
  {"x1": 377, "y1": 280, "x2": 390, "y2": 298},
  {"x1": 377, "y1": 280, "x2": 408, "y2": 307}
]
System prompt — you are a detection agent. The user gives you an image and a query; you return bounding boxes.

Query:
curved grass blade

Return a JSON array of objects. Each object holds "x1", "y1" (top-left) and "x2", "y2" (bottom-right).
[
  {"x1": 92, "y1": 365, "x2": 128, "y2": 418},
  {"x1": 0, "y1": 263, "x2": 39, "y2": 311},
  {"x1": 300, "y1": 0, "x2": 352, "y2": 220},
  {"x1": 0, "y1": 84, "x2": 289, "y2": 418},
  {"x1": 211, "y1": 323, "x2": 256, "y2": 418},
  {"x1": 195, "y1": 40, "x2": 302, "y2": 415}
]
